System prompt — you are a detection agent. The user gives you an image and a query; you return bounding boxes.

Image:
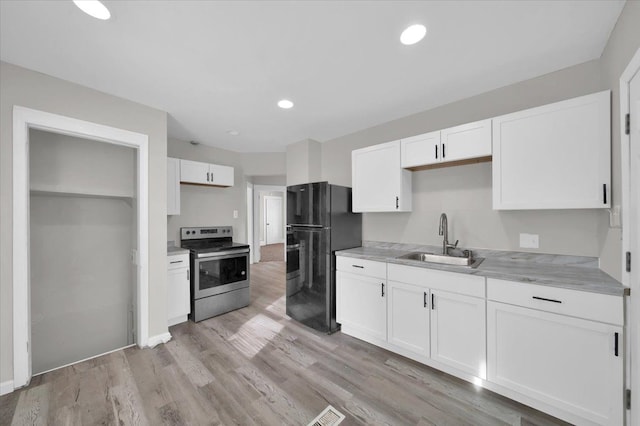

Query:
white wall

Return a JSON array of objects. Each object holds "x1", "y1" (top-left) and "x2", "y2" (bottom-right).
[
  {"x1": 167, "y1": 138, "x2": 248, "y2": 244},
  {"x1": 0, "y1": 61, "x2": 168, "y2": 384},
  {"x1": 321, "y1": 59, "x2": 606, "y2": 258},
  {"x1": 30, "y1": 195, "x2": 133, "y2": 374},
  {"x1": 242, "y1": 153, "x2": 287, "y2": 177},
  {"x1": 286, "y1": 138, "x2": 322, "y2": 186},
  {"x1": 29, "y1": 129, "x2": 135, "y2": 196},
  {"x1": 319, "y1": 3, "x2": 640, "y2": 281}
]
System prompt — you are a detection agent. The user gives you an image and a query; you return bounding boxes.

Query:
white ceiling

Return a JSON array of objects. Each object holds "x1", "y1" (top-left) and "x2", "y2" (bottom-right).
[{"x1": 0, "y1": 1, "x2": 625, "y2": 152}]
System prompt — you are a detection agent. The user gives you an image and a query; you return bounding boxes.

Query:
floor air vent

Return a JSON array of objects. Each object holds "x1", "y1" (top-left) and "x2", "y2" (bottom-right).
[{"x1": 308, "y1": 405, "x2": 345, "y2": 426}]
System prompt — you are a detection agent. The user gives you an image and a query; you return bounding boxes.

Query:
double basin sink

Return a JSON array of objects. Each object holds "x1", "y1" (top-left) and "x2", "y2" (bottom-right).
[{"x1": 397, "y1": 250, "x2": 485, "y2": 268}]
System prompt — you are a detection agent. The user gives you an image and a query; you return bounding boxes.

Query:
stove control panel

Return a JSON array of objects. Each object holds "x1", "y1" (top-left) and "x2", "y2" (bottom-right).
[{"x1": 181, "y1": 226, "x2": 233, "y2": 240}]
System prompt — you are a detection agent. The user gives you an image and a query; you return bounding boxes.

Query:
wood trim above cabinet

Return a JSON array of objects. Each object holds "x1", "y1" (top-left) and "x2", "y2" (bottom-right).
[{"x1": 405, "y1": 155, "x2": 492, "y2": 171}]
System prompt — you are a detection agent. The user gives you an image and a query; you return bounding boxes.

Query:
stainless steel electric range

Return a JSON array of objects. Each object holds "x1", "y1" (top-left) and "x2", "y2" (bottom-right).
[{"x1": 180, "y1": 226, "x2": 250, "y2": 322}]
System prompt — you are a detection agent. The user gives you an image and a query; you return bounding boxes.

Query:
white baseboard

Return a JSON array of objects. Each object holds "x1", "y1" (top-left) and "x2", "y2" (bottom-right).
[
  {"x1": 146, "y1": 332, "x2": 171, "y2": 348},
  {"x1": 168, "y1": 315, "x2": 187, "y2": 327},
  {"x1": 0, "y1": 380, "x2": 14, "y2": 396}
]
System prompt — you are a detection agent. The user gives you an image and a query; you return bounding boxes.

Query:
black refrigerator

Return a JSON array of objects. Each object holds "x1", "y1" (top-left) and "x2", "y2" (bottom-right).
[{"x1": 286, "y1": 182, "x2": 362, "y2": 333}]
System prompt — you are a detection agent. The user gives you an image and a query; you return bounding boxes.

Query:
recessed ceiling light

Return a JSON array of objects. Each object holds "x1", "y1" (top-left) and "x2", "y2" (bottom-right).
[
  {"x1": 73, "y1": 0, "x2": 111, "y2": 20},
  {"x1": 227, "y1": 130, "x2": 240, "y2": 136},
  {"x1": 277, "y1": 99, "x2": 294, "y2": 109},
  {"x1": 400, "y1": 24, "x2": 427, "y2": 45}
]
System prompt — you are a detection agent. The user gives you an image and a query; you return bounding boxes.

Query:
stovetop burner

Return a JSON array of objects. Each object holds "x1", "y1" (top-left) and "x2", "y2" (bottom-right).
[{"x1": 179, "y1": 226, "x2": 249, "y2": 253}]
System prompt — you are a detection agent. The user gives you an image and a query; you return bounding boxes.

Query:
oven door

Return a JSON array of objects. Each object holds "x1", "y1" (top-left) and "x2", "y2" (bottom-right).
[{"x1": 193, "y1": 249, "x2": 249, "y2": 299}]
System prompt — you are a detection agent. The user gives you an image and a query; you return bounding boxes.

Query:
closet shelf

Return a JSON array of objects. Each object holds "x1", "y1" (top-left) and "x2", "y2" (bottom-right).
[{"x1": 30, "y1": 184, "x2": 134, "y2": 201}]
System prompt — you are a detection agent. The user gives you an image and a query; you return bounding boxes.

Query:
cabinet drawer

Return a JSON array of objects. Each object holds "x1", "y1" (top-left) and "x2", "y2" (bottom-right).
[
  {"x1": 336, "y1": 256, "x2": 386, "y2": 279},
  {"x1": 167, "y1": 253, "x2": 189, "y2": 270},
  {"x1": 487, "y1": 278, "x2": 623, "y2": 325},
  {"x1": 388, "y1": 263, "x2": 485, "y2": 298}
]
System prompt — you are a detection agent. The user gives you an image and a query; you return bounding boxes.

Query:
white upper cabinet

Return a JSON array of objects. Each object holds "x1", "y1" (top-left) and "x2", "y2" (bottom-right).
[
  {"x1": 401, "y1": 130, "x2": 441, "y2": 168},
  {"x1": 352, "y1": 140, "x2": 412, "y2": 212},
  {"x1": 180, "y1": 159, "x2": 234, "y2": 187},
  {"x1": 440, "y1": 119, "x2": 492, "y2": 163},
  {"x1": 167, "y1": 157, "x2": 180, "y2": 215},
  {"x1": 492, "y1": 90, "x2": 611, "y2": 210},
  {"x1": 209, "y1": 163, "x2": 234, "y2": 187},
  {"x1": 400, "y1": 120, "x2": 491, "y2": 169}
]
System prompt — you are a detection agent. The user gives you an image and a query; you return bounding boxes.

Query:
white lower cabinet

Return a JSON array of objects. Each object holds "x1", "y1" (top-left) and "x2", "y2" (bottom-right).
[
  {"x1": 167, "y1": 253, "x2": 190, "y2": 326},
  {"x1": 336, "y1": 270, "x2": 387, "y2": 342},
  {"x1": 431, "y1": 290, "x2": 486, "y2": 378},
  {"x1": 336, "y1": 256, "x2": 626, "y2": 425},
  {"x1": 487, "y1": 301, "x2": 623, "y2": 426},
  {"x1": 387, "y1": 281, "x2": 429, "y2": 357}
]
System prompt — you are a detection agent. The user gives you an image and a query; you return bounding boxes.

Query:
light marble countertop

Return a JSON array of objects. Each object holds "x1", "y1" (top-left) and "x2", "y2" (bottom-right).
[
  {"x1": 167, "y1": 242, "x2": 189, "y2": 256},
  {"x1": 336, "y1": 242, "x2": 628, "y2": 297}
]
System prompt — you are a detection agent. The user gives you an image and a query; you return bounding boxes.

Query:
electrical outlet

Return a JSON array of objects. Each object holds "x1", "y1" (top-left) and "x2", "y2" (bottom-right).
[
  {"x1": 519, "y1": 233, "x2": 539, "y2": 249},
  {"x1": 233, "y1": 210, "x2": 238, "y2": 219}
]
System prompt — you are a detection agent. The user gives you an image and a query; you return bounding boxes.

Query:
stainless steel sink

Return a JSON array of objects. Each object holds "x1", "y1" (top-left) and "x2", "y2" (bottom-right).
[{"x1": 397, "y1": 251, "x2": 484, "y2": 268}]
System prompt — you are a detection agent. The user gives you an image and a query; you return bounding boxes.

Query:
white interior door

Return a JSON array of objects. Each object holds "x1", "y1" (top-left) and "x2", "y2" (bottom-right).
[
  {"x1": 630, "y1": 67, "x2": 640, "y2": 423},
  {"x1": 265, "y1": 195, "x2": 283, "y2": 244}
]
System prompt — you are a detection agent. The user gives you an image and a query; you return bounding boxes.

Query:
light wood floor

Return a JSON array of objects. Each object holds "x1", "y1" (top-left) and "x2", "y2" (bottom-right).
[
  {"x1": 1, "y1": 261, "x2": 569, "y2": 426},
  {"x1": 260, "y1": 243, "x2": 284, "y2": 262}
]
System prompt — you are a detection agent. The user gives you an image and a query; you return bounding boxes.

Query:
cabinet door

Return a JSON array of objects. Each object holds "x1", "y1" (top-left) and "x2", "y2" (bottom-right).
[
  {"x1": 431, "y1": 290, "x2": 486, "y2": 378},
  {"x1": 167, "y1": 158, "x2": 180, "y2": 215},
  {"x1": 492, "y1": 90, "x2": 610, "y2": 209},
  {"x1": 387, "y1": 281, "x2": 429, "y2": 357},
  {"x1": 487, "y1": 301, "x2": 623, "y2": 425},
  {"x1": 209, "y1": 164, "x2": 234, "y2": 187},
  {"x1": 180, "y1": 159, "x2": 210, "y2": 185},
  {"x1": 167, "y1": 267, "x2": 190, "y2": 325},
  {"x1": 401, "y1": 131, "x2": 441, "y2": 168},
  {"x1": 352, "y1": 140, "x2": 411, "y2": 212},
  {"x1": 440, "y1": 119, "x2": 492, "y2": 163},
  {"x1": 336, "y1": 271, "x2": 386, "y2": 341}
]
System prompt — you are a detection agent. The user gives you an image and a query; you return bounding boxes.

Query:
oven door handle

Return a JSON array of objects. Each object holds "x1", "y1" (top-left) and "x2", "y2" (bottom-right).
[
  {"x1": 197, "y1": 249, "x2": 249, "y2": 259},
  {"x1": 286, "y1": 244, "x2": 301, "y2": 250}
]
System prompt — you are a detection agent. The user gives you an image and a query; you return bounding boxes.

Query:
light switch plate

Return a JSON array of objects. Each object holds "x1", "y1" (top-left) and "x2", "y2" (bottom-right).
[
  {"x1": 233, "y1": 210, "x2": 239, "y2": 219},
  {"x1": 519, "y1": 233, "x2": 539, "y2": 249}
]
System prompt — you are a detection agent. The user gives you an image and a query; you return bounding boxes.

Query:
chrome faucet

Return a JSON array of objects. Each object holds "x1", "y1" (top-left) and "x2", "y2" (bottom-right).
[{"x1": 438, "y1": 213, "x2": 458, "y2": 255}]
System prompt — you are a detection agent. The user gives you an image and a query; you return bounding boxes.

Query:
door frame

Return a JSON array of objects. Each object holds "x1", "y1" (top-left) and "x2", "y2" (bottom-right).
[
  {"x1": 252, "y1": 185, "x2": 286, "y2": 263},
  {"x1": 620, "y1": 47, "x2": 640, "y2": 424},
  {"x1": 12, "y1": 106, "x2": 150, "y2": 389},
  {"x1": 264, "y1": 195, "x2": 284, "y2": 245}
]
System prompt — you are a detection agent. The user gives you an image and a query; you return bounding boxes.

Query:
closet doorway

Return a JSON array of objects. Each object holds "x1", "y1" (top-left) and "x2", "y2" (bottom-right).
[
  {"x1": 29, "y1": 129, "x2": 136, "y2": 375},
  {"x1": 12, "y1": 107, "x2": 149, "y2": 389}
]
